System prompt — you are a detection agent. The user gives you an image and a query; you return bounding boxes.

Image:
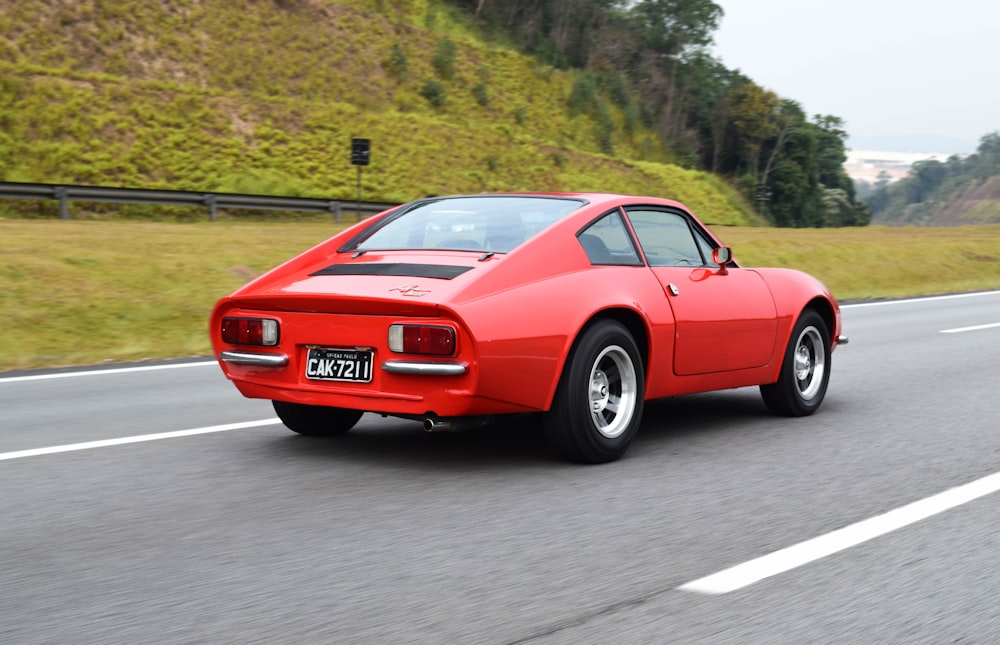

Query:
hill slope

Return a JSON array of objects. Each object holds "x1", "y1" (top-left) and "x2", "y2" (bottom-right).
[
  {"x1": 0, "y1": 0, "x2": 760, "y2": 225},
  {"x1": 866, "y1": 133, "x2": 1000, "y2": 225}
]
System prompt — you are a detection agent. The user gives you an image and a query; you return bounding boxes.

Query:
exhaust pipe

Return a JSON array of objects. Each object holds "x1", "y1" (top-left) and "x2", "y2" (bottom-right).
[{"x1": 422, "y1": 415, "x2": 492, "y2": 432}]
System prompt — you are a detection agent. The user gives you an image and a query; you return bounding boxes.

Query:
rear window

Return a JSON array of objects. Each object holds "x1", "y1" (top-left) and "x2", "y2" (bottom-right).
[{"x1": 350, "y1": 196, "x2": 585, "y2": 253}]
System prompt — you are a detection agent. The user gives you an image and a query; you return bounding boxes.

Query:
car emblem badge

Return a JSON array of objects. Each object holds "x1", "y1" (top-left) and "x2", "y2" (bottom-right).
[{"x1": 391, "y1": 284, "x2": 430, "y2": 297}]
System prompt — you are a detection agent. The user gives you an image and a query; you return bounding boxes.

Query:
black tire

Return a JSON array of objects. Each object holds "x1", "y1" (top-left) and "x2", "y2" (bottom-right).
[
  {"x1": 272, "y1": 400, "x2": 364, "y2": 436},
  {"x1": 760, "y1": 309, "x2": 831, "y2": 416},
  {"x1": 544, "y1": 320, "x2": 645, "y2": 464}
]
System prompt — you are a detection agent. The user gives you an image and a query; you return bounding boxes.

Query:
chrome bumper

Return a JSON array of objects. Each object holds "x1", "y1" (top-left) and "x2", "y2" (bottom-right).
[
  {"x1": 219, "y1": 351, "x2": 289, "y2": 367},
  {"x1": 381, "y1": 361, "x2": 468, "y2": 376}
]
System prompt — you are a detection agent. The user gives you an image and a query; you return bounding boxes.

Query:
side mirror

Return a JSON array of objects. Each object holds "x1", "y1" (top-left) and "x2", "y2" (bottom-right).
[{"x1": 712, "y1": 246, "x2": 733, "y2": 269}]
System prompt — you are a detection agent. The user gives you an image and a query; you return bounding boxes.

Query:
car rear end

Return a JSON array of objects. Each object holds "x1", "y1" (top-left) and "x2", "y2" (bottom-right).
[{"x1": 210, "y1": 262, "x2": 507, "y2": 420}]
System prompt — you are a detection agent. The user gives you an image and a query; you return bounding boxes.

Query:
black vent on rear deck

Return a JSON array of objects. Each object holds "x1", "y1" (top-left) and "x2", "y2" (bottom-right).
[{"x1": 310, "y1": 263, "x2": 473, "y2": 279}]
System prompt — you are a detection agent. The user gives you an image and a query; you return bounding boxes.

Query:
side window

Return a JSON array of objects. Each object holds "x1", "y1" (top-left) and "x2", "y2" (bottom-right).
[
  {"x1": 694, "y1": 231, "x2": 719, "y2": 267},
  {"x1": 577, "y1": 211, "x2": 642, "y2": 266},
  {"x1": 626, "y1": 209, "x2": 706, "y2": 267}
]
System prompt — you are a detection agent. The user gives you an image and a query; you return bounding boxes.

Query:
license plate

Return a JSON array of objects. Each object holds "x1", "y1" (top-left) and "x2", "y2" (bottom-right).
[{"x1": 305, "y1": 347, "x2": 373, "y2": 383}]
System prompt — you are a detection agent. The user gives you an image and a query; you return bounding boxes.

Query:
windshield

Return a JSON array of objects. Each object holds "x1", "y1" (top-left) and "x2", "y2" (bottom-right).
[{"x1": 350, "y1": 196, "x2": 585, "y2": 253}]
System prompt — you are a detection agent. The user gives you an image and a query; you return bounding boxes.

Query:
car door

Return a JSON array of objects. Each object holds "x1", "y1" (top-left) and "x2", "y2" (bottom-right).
[{"x1": 624, "y1": 207, "x2": 778, "y2": 376}]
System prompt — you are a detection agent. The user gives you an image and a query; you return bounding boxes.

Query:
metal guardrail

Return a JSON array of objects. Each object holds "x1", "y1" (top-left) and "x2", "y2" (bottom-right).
[{"x1": 0, "y1": 181, "x2": 399, "y2": 222}]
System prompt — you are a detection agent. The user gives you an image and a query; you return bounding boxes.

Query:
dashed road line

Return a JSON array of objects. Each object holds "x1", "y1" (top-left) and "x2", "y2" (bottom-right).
[
  {"x1": 679, "y1": 470, "x2": 1000, "y2": 594},
  {"x1": 0, "y1": 418, "x2": 279, "y2": 461}
]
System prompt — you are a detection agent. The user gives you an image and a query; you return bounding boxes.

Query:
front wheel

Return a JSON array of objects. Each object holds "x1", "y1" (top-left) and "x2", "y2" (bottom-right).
[
  {"x1": 544, "y1": 320, "x2": 645, "y2": 463},
  {"x1": 272, "y1": 400, "x2": 364, "y2": 436},
  {"x1": 760, "y1": 309, "x2": 831, "y2": 416}
]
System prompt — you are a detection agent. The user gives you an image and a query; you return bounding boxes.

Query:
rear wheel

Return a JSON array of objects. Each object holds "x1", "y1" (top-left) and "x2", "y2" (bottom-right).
[
  {"x1": 544, "y1": 320, "x2": 645, "y2": 463},
  {"x1": 760, "y1": 309, "x2": 831, "y2": 416},
  {"x1": 272, "y1": 400, "x2": 363, "y2": 436}
]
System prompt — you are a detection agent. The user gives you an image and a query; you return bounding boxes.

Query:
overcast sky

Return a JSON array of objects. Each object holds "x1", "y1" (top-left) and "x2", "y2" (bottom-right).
[{"x1": 710, "y1": 0, "x2": 999, "y2": 154}]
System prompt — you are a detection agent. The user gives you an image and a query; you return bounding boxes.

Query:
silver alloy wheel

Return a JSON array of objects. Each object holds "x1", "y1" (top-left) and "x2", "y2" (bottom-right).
[
  {"x1": 794, "y1": 325, "x2": 826, "y2": 400},
  {"x1": 588, "y1": 344, "x2": 638, "y2": 439}
]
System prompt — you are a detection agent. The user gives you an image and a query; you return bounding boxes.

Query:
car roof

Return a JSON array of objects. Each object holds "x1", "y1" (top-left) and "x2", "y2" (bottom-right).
[{"x1": 420, "y1": 192, "x2": 690, "y2": 211}]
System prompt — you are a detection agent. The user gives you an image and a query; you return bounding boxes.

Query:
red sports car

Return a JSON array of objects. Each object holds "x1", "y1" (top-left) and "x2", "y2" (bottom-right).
[{"x1": 211, "y1": 193, "x2": 846, "y2": 463}]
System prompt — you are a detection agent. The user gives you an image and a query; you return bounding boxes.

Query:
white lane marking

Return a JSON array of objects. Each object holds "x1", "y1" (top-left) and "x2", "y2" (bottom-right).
[
  {"x1": 841, "y1": 290, "x2": 1000, "y2": 309},
  {"x1": 940, "y1": 322, "x2": 1000, "y2": 334},
  {"x1": 0, "y1": 418, "x2": 279, "y2": 461},
  {"x1": 679, "y1": 470, "x2": 1000, "y2": 595},
  {"x1": 0, "y1": 360, "x2": 217, "y2": 384}
]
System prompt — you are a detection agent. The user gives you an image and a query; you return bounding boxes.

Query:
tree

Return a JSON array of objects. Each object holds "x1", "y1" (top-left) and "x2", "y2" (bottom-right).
[
  {"x1": 813, "y1": 114, "x2": 850, "y2": 190},
  {"x1": 671, "y1": 51, "x2": 748, "y2": 172},
  {"x1": 905, "y1": 159, "x2": 947, "y2": 203},
  {"x1": 765, "y1": 118, "x2": 819, "y2": 227},
  {"x1": 629, "y1": 0, "x2": 723, "y2": 147},
  {"x1": 758, "y1": 99, "x2": 802, "y2": 197},
  {"x1": 969, "y1": 131, "x2": 1000, "y2": 179},
  {"x1": 727, "y1": 82, "x2": 780, "y2": 180},
  {"x1": 631, "y1": 0, "x2": 723, "y2": 57}
]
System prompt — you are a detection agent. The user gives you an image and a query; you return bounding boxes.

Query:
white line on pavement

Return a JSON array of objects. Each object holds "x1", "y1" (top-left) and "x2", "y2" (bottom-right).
[
  {"x1": 0, "y1": 360, "x2": 217, "y2": 384},
  {"x1": 940, "y1": 322, "x2": 1000, "y2": 334},
  {"x1": 678, "y1": 470, "x2": 1000, "y2": 594},
  {"x1": 841, "y1": 290, "x2": 1000, "y2": 309},
  {"x1": 0, "y1": 418, "x2": 280, "y2": 461}
]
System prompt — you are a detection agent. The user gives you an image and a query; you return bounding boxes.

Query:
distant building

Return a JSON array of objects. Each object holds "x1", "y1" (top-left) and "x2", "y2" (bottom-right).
[{"x1": 843, "y1": 150, "x2": 955, "y2": 185}]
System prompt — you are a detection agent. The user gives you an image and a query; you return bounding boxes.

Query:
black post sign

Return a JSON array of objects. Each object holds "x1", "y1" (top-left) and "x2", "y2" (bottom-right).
[
  {"x1": 351, "y1": 138, "x2": 370, "y2": 220},
  {"x1": 351, "y1": 138, "x2": 370, "y2": 166}
]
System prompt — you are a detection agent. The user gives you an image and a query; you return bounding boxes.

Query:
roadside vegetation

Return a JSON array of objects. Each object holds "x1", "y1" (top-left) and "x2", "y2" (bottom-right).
[
  {"x1": 860, "y1": 132, "x2": 1000, "y2": 225},
  {"x1": 0, "y1": 0, "x2": 749, "y2": 223},
  {"x1": 3, "y1": 218, "x2": 1000, "y2": 371},
  {"x1": 0, "y1": 0, "x2": 866, "y2": 227}
]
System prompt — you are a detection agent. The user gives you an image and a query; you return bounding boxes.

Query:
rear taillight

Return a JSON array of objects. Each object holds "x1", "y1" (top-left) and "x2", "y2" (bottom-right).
[
  {"x1": 221, "y1": 317, "x2": 279, "y2": 346},
  {"x1": 388, "y1": 324, "x2": 455, "y2": 355}
]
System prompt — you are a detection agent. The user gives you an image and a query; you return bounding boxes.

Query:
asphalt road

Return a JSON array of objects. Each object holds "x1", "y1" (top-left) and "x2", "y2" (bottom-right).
[{"x1": 2, "y1": 291, "x2": 1000, "y2": 644}]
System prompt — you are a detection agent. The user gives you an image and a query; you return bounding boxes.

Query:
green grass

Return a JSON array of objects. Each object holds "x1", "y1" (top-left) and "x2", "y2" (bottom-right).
[
  {"x1": 0, "y1": 218, "x2": 337, "y2": 370},
  {"x1": 721, "y1": 225, "x2": 1000, "y2": 300},
  {"x1": 1, "y1": 0, "x2": 761, "y2": 217},
  {"x1": 3, "y1": 219, "x2": 1000, "y2": 372}
]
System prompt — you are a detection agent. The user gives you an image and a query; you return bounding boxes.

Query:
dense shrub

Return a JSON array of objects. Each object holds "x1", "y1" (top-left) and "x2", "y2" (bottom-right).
[
  {"x1": 420, "y1": 79, "x2": 446, "y2": 107},
  {"x1": 431, "y1": 38, "x2": 457, "y2": 80},
  {"x1": 384, "y1": 43, "x2": 408, "y2": 78},
  {"x1": 471, "y1": 82, "x2": 489, "y2": 106}
]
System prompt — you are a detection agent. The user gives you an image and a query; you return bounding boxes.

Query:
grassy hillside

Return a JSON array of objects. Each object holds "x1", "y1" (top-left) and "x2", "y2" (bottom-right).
[
  {"x1": 866, "y1": 135, "x2": 1000, "y2": 225},
  {"x1": 4, "y1": 219, "x2": 1000, "y2": 372},
  {"x1": 0, "y1": 0, "x2": 759, "y2": 225},
  {"x1": 879, "y1": 175, "x2": 1000, "y2": 226}
]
